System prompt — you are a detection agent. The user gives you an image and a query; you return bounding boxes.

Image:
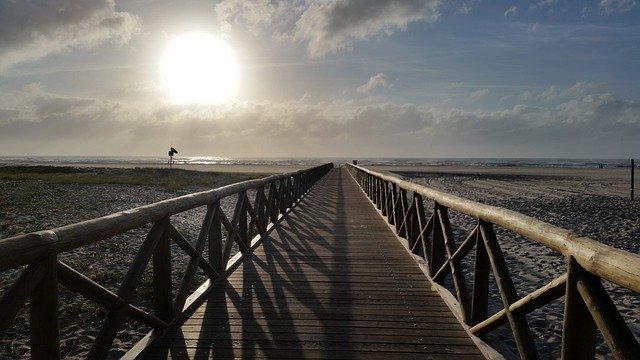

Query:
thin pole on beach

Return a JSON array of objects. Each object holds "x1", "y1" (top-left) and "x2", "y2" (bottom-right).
[{"x1": 632, "y1": 158, "x2": 635, "y2": 200}]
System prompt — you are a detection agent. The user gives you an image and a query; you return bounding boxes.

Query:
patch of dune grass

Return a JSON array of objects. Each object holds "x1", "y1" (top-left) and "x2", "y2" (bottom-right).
[{"x1": 0, "y1": 166, "x2": 265, "y2": 190}]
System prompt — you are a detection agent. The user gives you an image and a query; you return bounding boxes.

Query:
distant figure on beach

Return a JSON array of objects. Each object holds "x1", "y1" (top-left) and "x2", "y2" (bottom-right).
[{"x1": 168, "y1": 147, "x2": 178, "y2": 168}]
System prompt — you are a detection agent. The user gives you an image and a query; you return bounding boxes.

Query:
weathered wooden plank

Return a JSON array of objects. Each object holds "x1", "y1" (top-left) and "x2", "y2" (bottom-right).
[
  {"x1": 168, "y1": 326, "x2": 471, "y2": 339},
  {"x1": 156, "y1": 338, "x2": 483, "y2": 354},
  {"x1": 161, "y1": 332, "x2": 476, "y2": 348},
  {"x1": 218, "y1": 285, "x2": 442, "y2": 296},
  {"x1": 186, "y1": 309, "x2": 457, "y2": 320},
  {"x1": 143, "y1": 347, "x2": 484, "y2": 360},
  {"x1": 181, "y1": 317, "x2": 464, "y2": 329}
]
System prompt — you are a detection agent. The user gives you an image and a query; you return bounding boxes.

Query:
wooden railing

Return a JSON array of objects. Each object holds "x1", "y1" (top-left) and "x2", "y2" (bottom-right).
[
  {"x1": 346, "y1": 163, "x2": 640, "y2": 360},
  {"x1": 0, "y1": 163, "x2": 333, "y2": 359}
]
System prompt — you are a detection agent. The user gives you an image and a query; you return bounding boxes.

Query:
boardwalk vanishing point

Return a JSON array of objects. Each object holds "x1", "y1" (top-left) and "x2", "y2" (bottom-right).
[
  {"x1": 2, "y1": 163, "x2": 639, "y2": 359},
  {"x1": 135, "y1": 168, "x2": 486, "y2": 359}
]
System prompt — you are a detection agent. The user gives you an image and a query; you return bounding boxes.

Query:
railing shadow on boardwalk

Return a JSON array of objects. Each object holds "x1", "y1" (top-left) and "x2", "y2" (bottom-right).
[
  {"x1": 148, "y1": 170, "x2": 355, "y2": 358},
  {"x1": 0, "y1": 163, "x2": 333, "y2": 359},
  {"x1": 346, "y1": 163, "x2": 640, "y2": 360}
]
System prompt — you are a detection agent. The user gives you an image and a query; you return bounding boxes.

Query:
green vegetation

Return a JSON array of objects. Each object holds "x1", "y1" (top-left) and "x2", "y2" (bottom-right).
[
  {"x1": 0, "y1": 166, "x2": 264, "y2": 190},
  {"x1": 0, "y1": 340, "x2": 24, "y2": 358},
  {"x1": 0, "y1": 166, "x2": 266, "y2": 237}
]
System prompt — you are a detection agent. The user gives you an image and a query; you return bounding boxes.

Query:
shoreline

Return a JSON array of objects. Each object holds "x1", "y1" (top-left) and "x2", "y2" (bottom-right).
[{"x1": 0, "y1": 162, "x2": 310, "y2": 174}]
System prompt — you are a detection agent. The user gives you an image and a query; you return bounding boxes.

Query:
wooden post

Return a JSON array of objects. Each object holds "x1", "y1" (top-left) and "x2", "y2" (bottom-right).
[
  {"x1": 267, "y1": 181, "x2": 278, "y2": 223},
  {"x1": 397, "y1": 188, "x2": 408, "y2": 237},
  {"x1": 29, "y1": 255, "x2": 60, "y2": 360},
  {"x1": 208, "y1": 203, "x2": 223, "y2": 274},
  {"x1": 632, "y1": 158, "x2": 635, "y2": 200},
  {"x1": 438, "y1": 206, "x2": 471, "y2": 324},
  {"x1": 389, "y1": 183, "x2": 397, "y2": 225},
  {"x1": 412, "y1": 193, "x2": 426, "y2": 255},
  {"x1": 279, "y1": 178, "x2": 288, "y2": 213},
  {"x1": 380, "y1": 180, "x2": 388, "y2": 216},
  {"x1": 430, "y1": 203, "x2": 446, "y2": 276},
  {"x1": 153, "y1": 218, "x2": 172, "y2": 322},
  {"x1": 576, "y1": 272, "x2": 640, "y2": 358},
  {"x1": 253, "y1": 187, "x2": 266, "y2": 234},
  {"x1": 561, "y1": 256, "x2": 597, "y2": 359},
  {"x1": 471, "y1": 225, "x2": 490, "y2": 326},
  {"x1": 238, "y1": 192, "x2": 248, "y2": 248}
]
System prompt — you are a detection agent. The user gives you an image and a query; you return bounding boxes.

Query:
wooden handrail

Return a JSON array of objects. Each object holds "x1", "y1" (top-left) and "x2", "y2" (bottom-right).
[
  {"x1": 347, "y1": 163, "x2": 640, "y2": 293},
  {"x1": 0, "y1": 166, "x2": 329, "y2": 272},
  {"x1": 346, "y1": 163, "x2": 640, "y2": 360},
  {"x1": 0, "y1": 163, "x2": 333, "y2": 359}
]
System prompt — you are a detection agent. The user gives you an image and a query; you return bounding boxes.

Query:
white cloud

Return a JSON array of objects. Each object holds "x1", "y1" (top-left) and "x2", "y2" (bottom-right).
[
  {"x1": 1, "y1": 86, "x2": 638, "y2": 157},
  {"x1": 457, "y1": 0, "x2": 481, "y2": 15},
  {"x1": 294, "y1": 0, "x2": 441, "y2": 57},
  {"x1": 357, "y1": 73, "x2": 391, "y2": 93},
  {"x1": 504, "y1": 6, "x2": 518, "y2": 18},
  {"x1": 538, "y1": 0, "x2": 559, "y2": 5},
  {"x1": 215, "y1": 0, "x2": 301, "y2": 36},
  {"x1": 598, "y1": 0, "x2": 637, "y2": 14},
  {"x1": 0, "y1": 0, "x2": 141, "y2": 70},
  {"x1": 469, "y1": 89, "x2": 490, "y2": 101},
  {"x1": 537, "y1": 82, "x2": 602, "y2": 102},
  {"x1": 216, "y1": 0, "x2": 441, "y2": 58}
]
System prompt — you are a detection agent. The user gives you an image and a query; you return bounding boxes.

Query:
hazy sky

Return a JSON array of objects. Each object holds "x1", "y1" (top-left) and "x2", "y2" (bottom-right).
[{"x1": 1, "y1": 0, "x2": 639, "y2": 158}]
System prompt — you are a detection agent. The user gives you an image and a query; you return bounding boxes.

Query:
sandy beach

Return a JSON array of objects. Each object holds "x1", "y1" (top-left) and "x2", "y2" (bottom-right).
[
  {"x1": 369, "y1": 164, "x2": 634, "y2": 197},
  {"x1": 1, "y1": 163, "x2": 638, "y2": 359}
]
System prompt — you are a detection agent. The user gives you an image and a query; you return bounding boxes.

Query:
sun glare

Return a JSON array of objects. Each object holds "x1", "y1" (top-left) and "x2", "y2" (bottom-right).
[{"x1": 161, "y1": 33, "x2": 239, "y2": 104}]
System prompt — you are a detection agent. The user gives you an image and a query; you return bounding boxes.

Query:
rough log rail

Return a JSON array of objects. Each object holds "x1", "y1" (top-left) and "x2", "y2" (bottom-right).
[
  {"x1": 0, "y1": 163, "x2": 332, "y2": 359},
  {"x1": 346, "y1": 163, "x2": 640, "y2": 359}
]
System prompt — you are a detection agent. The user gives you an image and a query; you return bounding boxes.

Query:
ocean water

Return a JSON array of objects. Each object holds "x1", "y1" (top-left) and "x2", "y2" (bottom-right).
[{"x1": 0, "y1": 155, "x2": 635, "y2": 169}]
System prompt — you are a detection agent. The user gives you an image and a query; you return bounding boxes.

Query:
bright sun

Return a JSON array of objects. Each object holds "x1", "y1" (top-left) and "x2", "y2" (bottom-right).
[{"x1": 161, "y1": 33, "x2": 239, "y2": 104}]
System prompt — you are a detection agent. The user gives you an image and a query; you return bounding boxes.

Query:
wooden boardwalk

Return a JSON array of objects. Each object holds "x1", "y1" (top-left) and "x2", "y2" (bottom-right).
[{"x1": 139, "y1": 168, "x2": 486, "y2": 359}]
